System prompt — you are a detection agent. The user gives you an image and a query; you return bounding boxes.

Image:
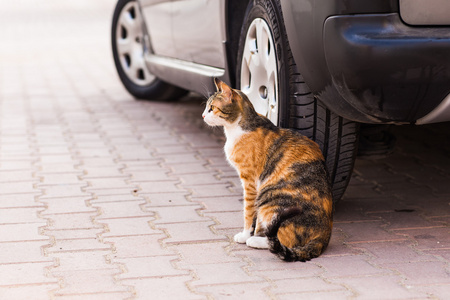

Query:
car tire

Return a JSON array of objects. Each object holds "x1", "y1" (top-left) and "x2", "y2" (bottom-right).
[
  {"x1": 111, "y1": 0, "x2": 187, "y2": 100},
  {"x1": 236, "y1": 0, "x2": 359, "y2": 202}
]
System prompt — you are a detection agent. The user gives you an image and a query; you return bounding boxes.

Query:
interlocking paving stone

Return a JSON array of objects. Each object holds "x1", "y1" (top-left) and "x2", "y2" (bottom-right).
[
  {"x1": 50, "y1": 269, "x2": 131, "y2": 296},
  {"x1": 151, "y1": 205, "x2": 209, "y2": 224},
  {"x1": 175, "y1": 242, "x2": 241, "y2": 266},
  {"x1": 0, "y1": 286, "x2": 59, "y2": 300},
  {"x1": 143, "y1": 193, "x2": 193, "y2": 207},
  {"x1": 105, "y1": 234, "x2": 172, "y2": 258},
  {"x1": 122, "y1": 276, "x2": 201, "y2": 300},
  {"x1": 193, "y1": 195, "x2": 243, "y2": 213},
  {"x1": 276, "y1": 290, "x2": 355, "y2": 300},
  {"x1": 189, "y1": 262, "x2": 266, "y2": 287},
  {"x1": 115, "y1": 256, "x2": 190, "y2": 279},
  {"x1": 0, "y1": 194, "x2": 44, "y2": 209},
  {"x1": 195, "y1": 282, "x2": 272, "y2": 300},
  {"x1": 0, "y1": 207, "x2": 47, "y2": 224},
  {"x1": 271, "y1": 277, "x2": 347, "y2": 294},
  {"x1": 0, "y1": 241, "x2": 53, "y2": 264},
  {"x1": 0, "y1": 224, "x2": 48, "y2": 242},
  {"x1": 0, "y1": 262, "x2": 58, "y2": 286},
  {"x1": 39, "y1": 197, "x2": 95, "y2": 215},
  {"x1": 46, "y1": 239, "x2": 112, "y2": 254},
  {"x1": 332, "y1": 275, "x2": 433, "y2": 299},
  {"x1": 100, "y1": 218, "x2": 160, "y2": 238},
  {"x1": 352, "y1": 240, "x2": 439, "y2": 264},
  {"x1": 51, "y1": 252, "x2": 118, "y2": 272},
  {"x1": 158, "y1": 221, "x2": 228, "y2": 245}
]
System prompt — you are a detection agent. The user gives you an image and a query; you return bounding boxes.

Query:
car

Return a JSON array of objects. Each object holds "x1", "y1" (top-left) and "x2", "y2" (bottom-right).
[{"x1": 111, "y1": 0, "x2": 450, "y2": 202}]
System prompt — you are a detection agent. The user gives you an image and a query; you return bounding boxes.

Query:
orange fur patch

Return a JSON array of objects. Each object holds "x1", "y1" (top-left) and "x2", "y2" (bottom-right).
[
  {"x1": 322, "y1": 196, "x2": 333, "y2": 216},
  {"x1": 277, "y1": 223, "x2": 297, "y2": 248}
]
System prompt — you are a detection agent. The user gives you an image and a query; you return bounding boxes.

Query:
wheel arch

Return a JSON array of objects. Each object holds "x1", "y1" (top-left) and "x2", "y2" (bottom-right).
[{"x1": 225, "y1": 0, "x2": 251, "y2": 88}]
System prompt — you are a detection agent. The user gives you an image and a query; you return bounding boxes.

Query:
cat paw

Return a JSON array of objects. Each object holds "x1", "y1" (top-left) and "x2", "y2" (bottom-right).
[
  {"x1": 234, "y1": 230, "x2": 252, "y2": 244},
  {"x1": 246, "y1": 236, "x2": 269, "y2": 249}
]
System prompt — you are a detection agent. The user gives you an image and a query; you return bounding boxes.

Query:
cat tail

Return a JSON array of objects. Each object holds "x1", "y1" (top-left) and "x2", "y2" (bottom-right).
[{"x1": 266, "y1": 207, "x2": 324, "y2": 262}]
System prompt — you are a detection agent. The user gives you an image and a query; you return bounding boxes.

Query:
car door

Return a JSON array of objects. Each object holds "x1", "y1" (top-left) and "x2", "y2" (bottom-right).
[
  {"x1": 171, "y1": 0, "x2": 227, "y2": 68},
  {"x1": 139, "y1": 0, "x2": 176, "y2": 58}
]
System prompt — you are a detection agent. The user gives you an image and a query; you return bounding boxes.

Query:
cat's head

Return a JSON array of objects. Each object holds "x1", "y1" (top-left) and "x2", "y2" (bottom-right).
[{"x1": 202, "y1": 78, "x2": 255, "y2": 127}]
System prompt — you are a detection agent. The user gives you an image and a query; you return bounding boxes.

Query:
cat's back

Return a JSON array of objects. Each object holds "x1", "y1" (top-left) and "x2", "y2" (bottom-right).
[
  {"x1": 258, "y1": 126, "x2": 330, "y2": 193},
  {"x1": 232, "y1": 120, "x2": 327, "y2": 180},
  {"x1": 286, "y1": 129, "x2": 324, "y2": 160},
  {"x1": 264, "y1": 127, "x2": 325, "y2": 166}
]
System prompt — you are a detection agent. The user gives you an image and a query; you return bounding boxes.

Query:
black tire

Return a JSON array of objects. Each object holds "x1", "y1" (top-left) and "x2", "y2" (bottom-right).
[
  {"x1": 111, "y1": 0, "x2": 187, "y2": 100},
  {"x1": 236, "y1": 0, "x2": 359, "y2": 202}
]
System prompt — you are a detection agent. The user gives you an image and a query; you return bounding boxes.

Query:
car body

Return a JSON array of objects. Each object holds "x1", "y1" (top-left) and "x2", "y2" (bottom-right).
[
  {"x1": 112, "y1": 0, "x2": 450, "y2": 201},
  {"x1": 283, "y1": 0, "x2": 450, "y2": 125},
  {"x1": 135, "y1": 0, "x2": 450, "y2": 124}
]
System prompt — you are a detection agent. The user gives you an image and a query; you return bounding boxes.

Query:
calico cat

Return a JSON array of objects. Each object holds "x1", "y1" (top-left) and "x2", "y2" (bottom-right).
[{"x1": 202, "y1": 78, "x2": 333, "y2": 261}]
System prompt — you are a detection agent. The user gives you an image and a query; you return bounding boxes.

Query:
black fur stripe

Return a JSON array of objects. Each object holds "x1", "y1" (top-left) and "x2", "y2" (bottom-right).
[
  {"x1": 259, "y1": 135, "x2": 290, "y2": 182},
  {"x1": 289, "y1": 161, "x2": 331, "y2": 198}
]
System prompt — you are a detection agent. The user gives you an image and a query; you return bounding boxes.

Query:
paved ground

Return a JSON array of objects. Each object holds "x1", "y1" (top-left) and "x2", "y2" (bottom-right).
[{"x1": 0, "y1": 1, "x2": 449, "y2": 299}]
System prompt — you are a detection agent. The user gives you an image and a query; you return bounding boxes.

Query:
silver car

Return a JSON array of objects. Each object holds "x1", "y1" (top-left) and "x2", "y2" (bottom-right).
[{"x1": 111, "y1": 0, "x2": 450, "y2": 201}]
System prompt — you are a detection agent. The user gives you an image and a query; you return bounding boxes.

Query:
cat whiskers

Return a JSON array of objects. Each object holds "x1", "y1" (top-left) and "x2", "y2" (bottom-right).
[{"x1": 200, "y1": 82, "x2": 211, "y2": 99}]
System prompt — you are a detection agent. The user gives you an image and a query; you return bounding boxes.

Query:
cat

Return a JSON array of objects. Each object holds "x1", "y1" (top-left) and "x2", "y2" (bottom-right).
[{"x1": 202, "y1": 78, "x2": 333, "y2": 261}]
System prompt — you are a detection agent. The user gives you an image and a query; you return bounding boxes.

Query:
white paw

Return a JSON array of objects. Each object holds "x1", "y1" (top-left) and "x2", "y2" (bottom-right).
[
  {"x1": 246, "y1": 236, "x2": 269, "y2": 249},
  {"x1": 234, "y1": 230, "x2": 252, "y2": 244}
]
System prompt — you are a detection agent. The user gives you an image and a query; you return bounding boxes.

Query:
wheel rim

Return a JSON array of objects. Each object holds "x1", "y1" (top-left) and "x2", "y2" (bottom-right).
[
  {"x1": 115, "y1": 1, "x2": 154, "y2": 86},
  {"x1": 240, "y1": 18, "x2": 279, "y2": 125}
]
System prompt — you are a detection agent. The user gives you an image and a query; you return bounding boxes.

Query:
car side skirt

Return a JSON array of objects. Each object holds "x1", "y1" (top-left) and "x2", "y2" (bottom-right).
[{"x1": 143, "y1": 53, "x2": 227, "y2": 96}]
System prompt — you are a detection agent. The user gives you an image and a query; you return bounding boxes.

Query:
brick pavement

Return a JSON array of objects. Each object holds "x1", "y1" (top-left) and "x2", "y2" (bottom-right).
[{"x1": 0, "y1": 1, "x2": 449, "y2": 299}]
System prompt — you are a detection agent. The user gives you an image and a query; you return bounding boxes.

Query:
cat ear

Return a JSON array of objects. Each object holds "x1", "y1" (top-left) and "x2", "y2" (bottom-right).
[{"x1": 214, "y1": 78, "x2": 232, "y2": 101}]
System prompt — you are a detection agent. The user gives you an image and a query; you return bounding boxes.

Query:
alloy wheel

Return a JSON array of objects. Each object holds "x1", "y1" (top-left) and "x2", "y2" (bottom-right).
[
  {"x1": 240, "y1": 18, "x2": 279, "y2": 125},
  {"x1": 115, "y1": 1, "x2": 154, "y2": 86}
]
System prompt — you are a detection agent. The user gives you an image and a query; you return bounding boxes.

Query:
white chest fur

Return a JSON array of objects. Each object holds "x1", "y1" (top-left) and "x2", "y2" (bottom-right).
[{"x1": 223, "y1": 123, "x2": 246, "y2": 166}]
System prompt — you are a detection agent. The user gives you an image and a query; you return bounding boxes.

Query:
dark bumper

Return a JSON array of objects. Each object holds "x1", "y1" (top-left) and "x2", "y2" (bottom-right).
[{"x1": 323, "y1": 13, "x2": 450, "y2": 123}]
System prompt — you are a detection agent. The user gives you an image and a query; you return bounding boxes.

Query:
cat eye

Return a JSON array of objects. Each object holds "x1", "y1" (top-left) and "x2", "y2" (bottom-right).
[{"x1": 209, "y1": 105, "x2": 215, "y2": 112}]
